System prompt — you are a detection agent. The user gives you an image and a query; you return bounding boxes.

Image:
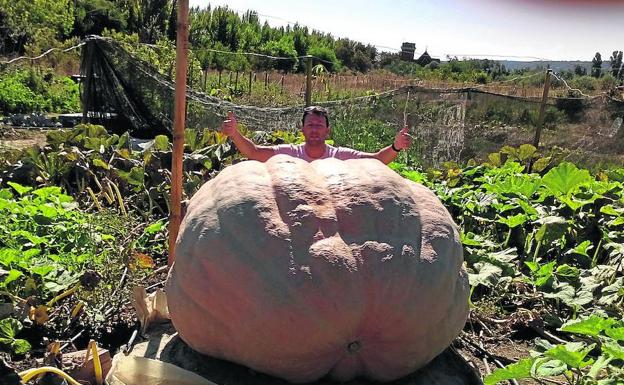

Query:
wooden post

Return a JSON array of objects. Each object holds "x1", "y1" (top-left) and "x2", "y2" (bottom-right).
[
  {"x1": 218, "y1": 70, "x2": 222, "y2": 87},
  {"x1": 280, "y1": 75, "x2": 284, "y2": 94},
  {"x1": 305, "y1": 56, "x2": 313, "y2": 106},
  {"x1": 248, "y1": 71, "x2": 253, "y2": 95},
  {"x1": 532, "y1": 69, "x2": 552, "y2": 148},
  {"x1": 234, "y1": 71, "x2": 239, "y2": 92},
  {"x1": 81, "y1": 42, "x2": 94, "y2": 124},
  {"x1": 168, "y1": 0, "x2": 189, "y2": 266},
  {"x1": 264, "y1": 72, "x2": 268, "y2": 89}
]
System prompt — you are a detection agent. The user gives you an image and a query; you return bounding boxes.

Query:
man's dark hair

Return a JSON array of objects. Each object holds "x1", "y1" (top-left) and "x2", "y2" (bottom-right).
[{"x1": 302, "y1": 106, "x2": 329, "y2": 127}]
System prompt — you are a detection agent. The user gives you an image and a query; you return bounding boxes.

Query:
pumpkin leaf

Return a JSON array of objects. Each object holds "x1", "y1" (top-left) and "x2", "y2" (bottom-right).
[
  {"x1": 532, "y1": 357, "x2": 567, "y2": 377},
  {"x1": 0, "y1": 318, "x2": 31, "y2": 355},
  {"x1": 497, "y1": 213, "x2": 527, "y2": 228},
  {"x1": 484, "y1": 357, "x2": 536, "y2": 385},
  {"x1": 587, "y1": 355, "x2": 612, "y2": 379},
  {"x1": 570, "y1": 240, "x2": 592, "y2": 258},
  {"x1": 468, "y1": 262, "x2": 502, "y2": 288},
  {"x1": 7, "y1": 182, "x2": 32, "y2": 196},
  {"x1": 532, "y1": 157, "x2": 551, "y2": 173},
  {"x1": 605, "y1": 327, "x2": 624, "y2": 341},
  {"x1": 517, "y1": 144, "x2": 537, "y2": 161},
  {"x1": 602, "y1": 341, "x2": 624, "y2": 360},
  {"x1": 545, "y1": 343, "x2": 594, "y2": 369},
  {"x1": 541, "y1": 162, "x2": 592, "y2": 196},
  {"x1": 560, "y1": 315, "x2": 614, "y2": 337},
  {"x1": 153, "y1": 135, "x2": 170, "y2": 151},
  {"x1": 534, "y1": 216, "x2": 567, "y2": 244},
  {"x1": 487, "y1": 152, "x2": 502, "y2": 167}
]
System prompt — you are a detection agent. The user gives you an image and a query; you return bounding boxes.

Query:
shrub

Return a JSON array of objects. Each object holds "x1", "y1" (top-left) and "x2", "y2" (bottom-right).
[{"x1": 0, "y1": 69, "x2": 80, "y2": 114}]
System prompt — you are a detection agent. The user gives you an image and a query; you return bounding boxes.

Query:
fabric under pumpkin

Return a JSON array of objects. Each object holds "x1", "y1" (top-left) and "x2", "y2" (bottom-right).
[{"x1": 166, "y1": 155, "x2": 469, "y2": 383}]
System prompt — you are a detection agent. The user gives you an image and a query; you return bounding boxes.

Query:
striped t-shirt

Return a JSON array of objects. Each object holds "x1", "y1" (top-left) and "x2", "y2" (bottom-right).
[{"x1": 274, "y1": 144, "x2": 368, "y2": 162}]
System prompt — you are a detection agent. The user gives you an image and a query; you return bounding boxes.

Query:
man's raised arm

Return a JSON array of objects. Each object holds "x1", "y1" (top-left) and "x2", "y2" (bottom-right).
[
  {"x1": 221, "y1": 112, "x2": 276, "y2": 162},
  {"x1": 366, "y1": 125, "x2": 413, "y2": 164}
]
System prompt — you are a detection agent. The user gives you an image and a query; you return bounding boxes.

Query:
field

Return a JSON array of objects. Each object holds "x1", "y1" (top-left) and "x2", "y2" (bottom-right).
[{"x1": 0, "y1": 112, "x2": 623, "y2": 384}]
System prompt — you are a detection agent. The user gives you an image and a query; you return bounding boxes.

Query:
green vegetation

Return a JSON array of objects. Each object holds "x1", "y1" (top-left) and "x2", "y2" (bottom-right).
[
  {"x1": 0, "y1": 69, "x2": 80, "y2": 114},
  {"x1": 1, "y1": 125, "x2": 623, "y2": 385},
  {"x1": 391, "y1": 146, "x2": 624, "y2": 384}
]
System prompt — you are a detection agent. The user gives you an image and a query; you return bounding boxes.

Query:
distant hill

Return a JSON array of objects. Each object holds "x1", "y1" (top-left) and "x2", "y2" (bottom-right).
[{"x1": 497, "y1": 60, "x2": 615, "y2": 73}]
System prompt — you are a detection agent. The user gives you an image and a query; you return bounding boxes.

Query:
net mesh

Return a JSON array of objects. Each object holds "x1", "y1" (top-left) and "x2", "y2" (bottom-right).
[{"x1": 80, "y1": 36, "x2": 624, "y2": 167}]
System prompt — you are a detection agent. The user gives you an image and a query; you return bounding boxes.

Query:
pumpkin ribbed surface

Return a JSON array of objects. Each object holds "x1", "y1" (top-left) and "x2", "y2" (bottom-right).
[{"x1": 166, "y1": 155, "x2": 469, "y2": 383}]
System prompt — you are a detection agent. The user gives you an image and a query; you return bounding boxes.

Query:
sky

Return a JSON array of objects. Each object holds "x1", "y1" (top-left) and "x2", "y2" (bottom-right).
[{"x1": 188, "y1": 0, "x2": 624, "y2": 62}]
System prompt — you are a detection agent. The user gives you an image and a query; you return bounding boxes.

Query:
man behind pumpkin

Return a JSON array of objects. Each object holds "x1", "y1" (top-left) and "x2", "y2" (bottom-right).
[{"x1": 221, "y1": 106, "x2": 412, "y2": 164}]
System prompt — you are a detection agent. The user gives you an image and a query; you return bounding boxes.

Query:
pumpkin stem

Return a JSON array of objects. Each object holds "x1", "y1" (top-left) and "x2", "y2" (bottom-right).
[{"x1": 347, "y1": 341, "x2": 361, "y2": 354}]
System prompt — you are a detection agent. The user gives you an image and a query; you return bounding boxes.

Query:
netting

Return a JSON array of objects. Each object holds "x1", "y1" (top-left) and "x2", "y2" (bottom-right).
[{"x1": 80, "y1": 36, "x2": 624, "y2": 167}]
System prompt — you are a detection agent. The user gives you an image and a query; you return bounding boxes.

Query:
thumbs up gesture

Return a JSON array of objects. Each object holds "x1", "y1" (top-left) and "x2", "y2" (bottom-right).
[
  {"x1": 221, "y1": 111, "x2": 238, "y2": 137},
  {"x1": 393, "y1": 125, "x2": 413, "y2": 151}
]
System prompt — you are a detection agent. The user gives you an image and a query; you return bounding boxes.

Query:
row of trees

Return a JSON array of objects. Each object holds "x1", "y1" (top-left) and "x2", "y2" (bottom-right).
[
  {"x1": 186, "y1": 6, "x2": 376, "y2": 73},
  {"x1": 0, "y1": 0, "x2": 622, "y2": 82},
  {"x1": 591, "y1": 51, "x2": 623, "y2": 79},
  {"x1": 0, "y1": 0, "x2": 378, "y2": 74}
]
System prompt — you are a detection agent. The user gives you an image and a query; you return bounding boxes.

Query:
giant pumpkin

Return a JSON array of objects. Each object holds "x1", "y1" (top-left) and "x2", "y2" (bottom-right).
[{"x1": 166, "y1": 155, "x2": 469, "y2": 383}]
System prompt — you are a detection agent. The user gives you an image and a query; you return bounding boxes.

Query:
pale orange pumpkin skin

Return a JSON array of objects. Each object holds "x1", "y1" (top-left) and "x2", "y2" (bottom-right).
[{"x1": 166, "y1": 155, "x2": 469, "y2": 383}]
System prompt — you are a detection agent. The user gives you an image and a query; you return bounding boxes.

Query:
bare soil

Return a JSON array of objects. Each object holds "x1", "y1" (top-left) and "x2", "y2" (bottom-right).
[{"x1": 0, "y1": 127, "x2": 48, "y2": 150}]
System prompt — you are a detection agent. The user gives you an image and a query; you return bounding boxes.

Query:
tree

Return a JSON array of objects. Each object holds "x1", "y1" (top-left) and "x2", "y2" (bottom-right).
[
  {"x1": 591, "y1": 52, "x2": 603, "y2": 78},
  {"x1": 259, "y1": 35, "x2": 298, "y2": 72},
  {"x1": 574, "y1": 64, "x2": 587, "y2": 77},
  {"x1": 73, "y1": 0, "x2": 127, "y2": 37},
  {"x1": 308, "y1": 45, "x2": 339, "y2": 72},
  {"x1": 610, "y1": 50, "x2": 623, "y2": 79},
  {"x1": 0, "y1": 0, "x2": 74, "y2": 55}
]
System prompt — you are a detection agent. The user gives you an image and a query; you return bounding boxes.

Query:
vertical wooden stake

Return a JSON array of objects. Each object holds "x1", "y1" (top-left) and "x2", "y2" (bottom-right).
[
  {"x1": 305, "y1": 55, "x2": 312, "y2": 106},
  {"x1": 168, "y1": 0, "x2": 189, "y2": 267},
  {"x1": 533, "y1": 69, "x2": 552, "y2": 148},
  {"x1": 248, "y1": 71, "x2": 253, "y2": 95}
]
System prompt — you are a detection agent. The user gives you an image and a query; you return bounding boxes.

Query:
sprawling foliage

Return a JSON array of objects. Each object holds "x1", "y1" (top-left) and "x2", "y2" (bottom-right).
[{"x1": 0, "y1": 69, "x2": 80, "y2": 114}]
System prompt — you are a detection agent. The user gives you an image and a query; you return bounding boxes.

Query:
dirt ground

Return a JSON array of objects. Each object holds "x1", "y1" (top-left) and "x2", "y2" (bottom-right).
[{"x1": 0, "y1": 127, "x2": 48, "y2": 151}]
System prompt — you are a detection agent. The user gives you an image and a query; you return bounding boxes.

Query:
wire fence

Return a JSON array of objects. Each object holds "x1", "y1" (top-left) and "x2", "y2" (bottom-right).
[
  {"x1": 1, "y1": 35, "x2": 621, "y2": 104},
  {"x1": 2, "y1": 35, "x2": 624, "y2": 168}
]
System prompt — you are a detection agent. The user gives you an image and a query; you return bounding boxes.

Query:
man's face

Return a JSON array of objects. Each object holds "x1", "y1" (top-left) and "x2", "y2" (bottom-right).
[{"x1": 302, "y1": 113, "x2": 330, "y2": 146}]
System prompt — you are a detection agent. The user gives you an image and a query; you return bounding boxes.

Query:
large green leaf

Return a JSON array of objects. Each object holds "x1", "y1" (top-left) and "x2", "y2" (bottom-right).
[
  {"x1": 602, "y1": 341, "x2": 624, "y2": 360},
  {"x1": 544, "y1": 282, "x2": 593, "y2": 308},
  {"x1": 532, "y1": 156, "x2": 551, "y2": 173},
  {"x1": 532, "y1": 357, "x2": 567, "y2": 377},
  {"x1": 518, "y1": 144, "x2": 538, "y2": 161},
  {"x1": 153, "y1": 135, "x2": 170, "y2": 151},
  {"x1": 560, "y1": 315, "x2": 615, "y2": 337},
  {"x1": 487, "y1": 174, "x2": 541, "y2": 198},
  {"x1": 484, "y1": 357, "x2": 536, "y2": 385},
  {"x1": 525, "y1": 260, "x2": 555, "y2": 287},
  {"x1": 468, "y1": 262, "x2": 502, "y2": 288},
  {"x1": 541, "y1": 162, "x2": 592, "y2": 196},
  {"x1": 7, "y1": 182, "x2": 32, "y2": 196},
  {"x1": 0, "y1": 317, "x2": 20, "y2": 339},
  {"x1": 545, "y1": 343, "x2": 594, "y2": 369},
  {"x1": 606, "y1": 327, "x2": 624, "y2": 341},
  {"x1": 534, "y1": 216, "x2": 567, "y2": 244},
  {"x1": 570, "y1": 240, "x2": 592, "y2": 258}
]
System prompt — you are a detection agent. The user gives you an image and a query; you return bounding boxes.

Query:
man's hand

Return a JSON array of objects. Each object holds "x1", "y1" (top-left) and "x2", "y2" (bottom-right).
[
  {"x1": 222, "y1": 111, "x2": 238, "y2": 137},
  {"x1": 393, "y1": 125, "x2": 413, "y2": 151}
]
